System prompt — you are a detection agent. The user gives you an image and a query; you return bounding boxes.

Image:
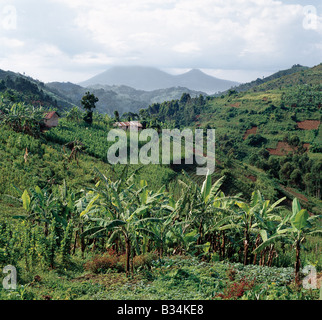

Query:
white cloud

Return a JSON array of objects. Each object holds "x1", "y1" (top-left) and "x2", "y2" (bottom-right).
[
  {"x1": 0, "y1": 37, "x2": 24, "y2": 48},
  {"x1": 0, "y1": 0, "x2": 321, "y2": 82},
  {"x1": 172, "y1": 42, "x2": 201, "y2": 54}
]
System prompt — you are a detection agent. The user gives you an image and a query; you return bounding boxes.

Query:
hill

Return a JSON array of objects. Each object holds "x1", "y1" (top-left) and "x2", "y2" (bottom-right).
[
  {"x1": 253, "y1": 63, "x2": 322, "y2": 91},
  {"x1": 0, "y1": 64, "x2": 321, "y2": 303},
  {"x1": 218, "y1": 64, "x2": 310, "y2": 95},
  {"x1": 79, "y1": 66, "x2": 239, "y2": 94},
  {"x1": 0, "y1": 63, "x2": 321, "y2": 213},
  {"x1": 140, "y1": 63, "x2": 322, "y2": 212},
  {"x1": 0, "y1": 69, "x2": 76, "y2": 111},
  {"x1": 47, "y1": 81, "x2": 206, "y2": 115},
  {"x1": 0, "y1": 68, "x2": 207, "y2": 116}
]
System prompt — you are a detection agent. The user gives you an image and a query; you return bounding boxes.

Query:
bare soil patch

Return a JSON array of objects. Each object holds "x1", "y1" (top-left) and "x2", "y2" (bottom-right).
[
  {"x1": 243, "y1": 126, "x2": 258, "y2": 140},
  {"x1": 284, "y1": 187, "x2": 309, "y2": 202},
  {"x1": 297, "y1": 120, "x2": 320, "y2": 130},
  {"x1": 246, "y1": 175, "x2": 257, "y2": 182},
  {"x1": 267, "y1": 142, "x2": 309, "y2": 156}
]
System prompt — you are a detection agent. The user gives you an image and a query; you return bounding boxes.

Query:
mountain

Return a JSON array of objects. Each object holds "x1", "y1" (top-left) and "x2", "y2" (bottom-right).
[
  {"x1": 47, "y1": 81, "x2": 206, "y2": 115},
  {"x1": 79, "y1": 66, "x2": 239, "y2": 94},
  {"x1": 0, "y1": 67, "x2": 207, "y2": 116}
]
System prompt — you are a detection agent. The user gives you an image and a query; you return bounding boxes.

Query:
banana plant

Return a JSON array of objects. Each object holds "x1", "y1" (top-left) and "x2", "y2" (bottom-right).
[
  {"x1": 254, "y1": 198, "x2": 322, "y2": 285},
  {"x1": 79, "y1": 168, "x2": 167, "y2": 276},
  {"x1": 222, "y1": 190, "x2": 286, "y2": 265},
  {"x1": 179, "y1": 170, "x2": 226, "y2": 246},
  {"x1": 12, "y1": 186, "x2": 61, "y2": 236},
  {"x1": 137, "y1": 188, "x2": 195, "y2": 258},
  {"x1": 204, "y1": 191, "x2": 240, "y2": 259},
  {"x1": 1, "y1": 103, "x2": 44, "y2": 137}
]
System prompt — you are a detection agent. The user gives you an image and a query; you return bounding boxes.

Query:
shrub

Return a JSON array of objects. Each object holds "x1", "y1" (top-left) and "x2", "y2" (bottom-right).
[
  {"x1": 133, "y1": 252, "x2": 158, "y2": 270},
  {"x1": 84, "y1": 251, "x2": 158, "y2": 274},
  {"x1": 84, "y1": 252, "x2": 120, "y2": 274},
  {"x1": 214, "y1": 276, "x2": 256, "y2": 300}
]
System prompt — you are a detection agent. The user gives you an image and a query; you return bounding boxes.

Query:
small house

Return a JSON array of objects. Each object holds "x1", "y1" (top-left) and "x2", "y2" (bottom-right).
[
  {"x1": 44, "y1": 111, "x2": 60, "y2": 128},
  {"x1": 113, "y1": 121, "x2": 143, "y2": 131}
]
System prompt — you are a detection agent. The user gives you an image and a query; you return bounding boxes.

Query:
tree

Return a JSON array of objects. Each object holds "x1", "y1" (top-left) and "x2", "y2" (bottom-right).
[
  {"x1": 221, "y1": 191, "x2": 286, "y2": 265},
  {"x1": 65, "y1": 106, "x2": 83, "y2": 123},
  {"x1": 179, "y1": 171, "x2": 227, "y2": 250},
  {"x1": 1, "y1": 102, "x2": 44, "y2": 137},
  {"x1": 254, "y1": 198, "x2": 322, "y2": 285},
  {"x1": 79, "y1": 168, "x2": 166, "y2": 276},
  {"x1": 179, "y1": 93, "x2": 191, "y2": 104},
  {"x1": 81, "y1": 92, "x2": 98, "y2": 125},
  {"x1": 114, "y1": 110, "x2": 120, "y2": 122}
]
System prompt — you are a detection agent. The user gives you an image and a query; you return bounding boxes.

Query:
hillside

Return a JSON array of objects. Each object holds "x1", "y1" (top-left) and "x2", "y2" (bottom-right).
[
  {"x1": 225, "y1": 64, "x2": 310, "y2": 94},
  {"x1": 79, "y1": 66, "x2": 239, "y2": 94},
  {"x1": 0, "y1": 69, "x2": 76, "y2": 111},
  {"x1": 141, "y1": 63, "x2": 322, "y2": 212},
  {"x1": 253, "y1": 63, "x2": 322, "y2": 91},
  {"x1": 47, "y1": 81, "x2": 206, "y2": 115},
  {"x1": 0, "y1": 64, "x2": 321, "y2": 302},
  {"x1": 1, "y1": 63, "x2": 320, "y2": 211}
]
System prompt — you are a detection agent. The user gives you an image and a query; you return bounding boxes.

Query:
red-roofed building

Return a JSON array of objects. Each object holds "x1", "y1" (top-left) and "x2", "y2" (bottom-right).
[{"x1": 44, "y1": 111, "x2": 60, "y2": 128}]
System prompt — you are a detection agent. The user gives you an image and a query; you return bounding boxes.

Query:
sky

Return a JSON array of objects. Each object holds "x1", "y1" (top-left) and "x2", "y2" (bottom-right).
[{"x1": 0, "y1": 0, "x2": 321, "y2": 84}]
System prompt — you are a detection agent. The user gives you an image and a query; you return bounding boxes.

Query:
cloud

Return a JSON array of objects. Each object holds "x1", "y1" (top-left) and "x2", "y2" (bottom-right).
[
  {"x1": 172, "y1": 42, "x2": 201, "y2": 54},
  {"x1": 0, "y1": 0, "x2": 321, "y2": 82}
]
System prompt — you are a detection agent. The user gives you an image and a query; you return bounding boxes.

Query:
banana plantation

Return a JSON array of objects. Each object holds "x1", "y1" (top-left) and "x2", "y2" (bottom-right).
[{"x1": 1, "y1": 166, "x2": 320, "y2": 300}]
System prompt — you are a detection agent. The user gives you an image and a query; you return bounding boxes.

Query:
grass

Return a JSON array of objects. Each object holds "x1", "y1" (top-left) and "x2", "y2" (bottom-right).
[{"x1": 0, "y1": 254, "x2": 319, "y2": 300}]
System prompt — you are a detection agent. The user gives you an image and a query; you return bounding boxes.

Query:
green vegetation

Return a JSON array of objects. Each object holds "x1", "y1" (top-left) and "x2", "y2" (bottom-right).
[{"x1": 0, "y1": 64, "x2": 321, "y2": 301}]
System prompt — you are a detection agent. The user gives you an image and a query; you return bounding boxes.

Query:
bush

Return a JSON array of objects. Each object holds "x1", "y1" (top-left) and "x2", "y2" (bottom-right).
[
  {"x1": 84, "y1": 251, "x2": 121, "y2": 274},
  {"x1": 84, "y1": 251, "x2": 158, "y2": 274},
  {"x1": 214, "y1": 276, "x2": 256, "y2": 300},
  {"x1": 133, "y1": 252, "x2": 158, "y2": 270}
]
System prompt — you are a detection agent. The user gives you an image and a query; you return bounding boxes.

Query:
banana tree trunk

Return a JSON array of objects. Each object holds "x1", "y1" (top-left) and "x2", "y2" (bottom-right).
[
  {"x1": 80, "y1": 226, "x2": 86, "y2": 257},
  {"x1": 221, "y1": 231, "x2": 225, "y2": 259},
  {"x1": 253, "y1": 234, "x2": 261, "y2": 265},
  {"x1": 125, "y1": 236, "x2": 131, "y2": 277},
  {"x1": 72, "y1": 230, "x2": 78, "y2": 255},
  {"x1": 295, "y1": 240, "x2": 301, "y2": 286},
  {"x1": 159, "y1": 240, "x2": 163, "y2": 259},
  {"x1": 243, "y1": 228, "x2": 250, "y2": 266},
  {"x1": 267, "y1": 244, "x2": 275, "y2": 267},
  {"x1": 197, "y1": 220, "x2": 203, "y2": 245}
]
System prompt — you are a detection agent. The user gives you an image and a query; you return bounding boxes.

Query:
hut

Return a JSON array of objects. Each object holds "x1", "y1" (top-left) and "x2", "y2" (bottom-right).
[
  {"x1": 44, "y1": 111, "x2": 60, "y2": 128},
  {"x1": 113, "y1": 121, "x2": 143, "y2": 131}
]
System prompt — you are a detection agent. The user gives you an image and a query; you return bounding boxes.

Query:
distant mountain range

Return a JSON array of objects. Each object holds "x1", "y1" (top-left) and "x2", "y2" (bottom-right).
[
  {"x1": 0, "y1": 64, "x2": 314, "y2": 116},
  {"x1": 79, "y1": 66, "x2": 239, "y2": 94},
  {"x1": 46, "y1": 81, "x2": 206, "y2": 115}
]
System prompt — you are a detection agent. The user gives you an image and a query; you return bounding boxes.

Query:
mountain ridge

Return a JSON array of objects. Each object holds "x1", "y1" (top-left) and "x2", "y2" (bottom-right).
[
  {"x1": 221, "y1": 64, "x2": 311, "y2": 94},
  {"x1": 47, "y1": 81, "x2": 206, "y2": 115},
  {"x1": 79, "y1": 66, "x2": 239, "y2": 94}
]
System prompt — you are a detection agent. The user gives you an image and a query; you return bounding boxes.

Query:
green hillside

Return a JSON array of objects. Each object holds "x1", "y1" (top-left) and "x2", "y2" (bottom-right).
[
  {"x1": 0, "y1": 64, "x2": 321, "y2": 301},
  {"x1": 141, "y1": 64, "x2": 322, "y2": 212},
  {"x1": 225, "y1": 64, "x2": 310, "y2": 93},
  {"x1": 0, "y1": 69, "x2": 76, "y2": 111}
]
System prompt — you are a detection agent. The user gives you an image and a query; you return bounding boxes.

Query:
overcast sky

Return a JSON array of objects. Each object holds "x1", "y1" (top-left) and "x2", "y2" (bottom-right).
[{"x1": 0, "y1": 0, "x2": 321, "y2": 83}]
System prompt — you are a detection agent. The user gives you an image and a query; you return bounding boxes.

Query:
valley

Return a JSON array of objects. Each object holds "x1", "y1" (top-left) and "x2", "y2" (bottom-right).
[{"x1": 0, "y1": 62, "x2": 321, "y2": 301}]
